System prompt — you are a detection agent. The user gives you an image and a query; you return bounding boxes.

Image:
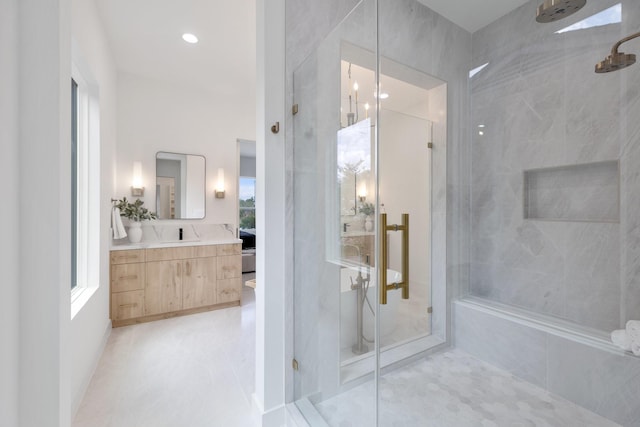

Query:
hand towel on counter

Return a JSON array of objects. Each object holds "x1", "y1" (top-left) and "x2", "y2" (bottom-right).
[
  {"x1": 627, "y1": 320, "x2": 640, "y2": 356},
  {"x1": 112, "y1": 207, "x2": 127, "y2": 239}
]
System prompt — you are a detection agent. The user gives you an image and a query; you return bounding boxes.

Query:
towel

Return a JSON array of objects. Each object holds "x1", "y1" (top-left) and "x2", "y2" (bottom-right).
[
  {"x1": 611, "y1": 329, "x2": 631, "y2": 351},
  {"x1": 111, "y1": 207, "x2": 127, "y2": 239},
  {"x1": 627, "y1": 320, "x2": 640, "y2": 356}
]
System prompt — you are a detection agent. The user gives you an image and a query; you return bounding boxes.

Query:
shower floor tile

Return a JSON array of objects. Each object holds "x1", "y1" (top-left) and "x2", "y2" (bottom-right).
[{"x1": 316, "y1": 349, "x2": 619, "y2": 427}]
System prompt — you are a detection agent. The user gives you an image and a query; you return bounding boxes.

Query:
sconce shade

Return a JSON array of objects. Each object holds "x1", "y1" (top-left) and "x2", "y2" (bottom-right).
[
  {"x1": 131, "y1": 161, "x2": 145, "y2": 196},
  {"x1": 215, "y1": 168, "x2": 225, "y2": 199},
  {"x1": 358, "y1": 182, "x2": 367, "y2": 201}
]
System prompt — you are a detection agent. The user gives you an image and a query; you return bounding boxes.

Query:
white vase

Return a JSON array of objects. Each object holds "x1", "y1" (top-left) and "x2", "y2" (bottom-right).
[
  {"x1": 128, "y1": 221, "x2": 143, "y2": 243},
  {"x1": 364, "y1": 216, "x2": 374, "y2": 232}
]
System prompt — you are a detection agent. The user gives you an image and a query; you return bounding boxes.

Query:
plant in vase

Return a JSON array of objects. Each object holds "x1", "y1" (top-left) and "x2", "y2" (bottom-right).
[
  {"x1": 359, "y1": 202, "x2": 375, "y2": 232},
  {"x1": 115, "y1": 197, "x2": 157, "y2": 243}
]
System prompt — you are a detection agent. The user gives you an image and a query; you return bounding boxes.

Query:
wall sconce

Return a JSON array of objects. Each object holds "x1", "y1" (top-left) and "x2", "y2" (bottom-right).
[
  {"x1": 358, "y1": 182, "x2": 367, "y2": 202},
  {"x1": 131, "y1": 161, "x2": 145, "y2": 197},
  {"x1": 215, "y1": 168, "x2": 225, "y2": 199}
]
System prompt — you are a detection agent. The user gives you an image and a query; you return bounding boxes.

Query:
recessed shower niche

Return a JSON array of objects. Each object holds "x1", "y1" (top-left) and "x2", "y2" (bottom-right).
[{"x1": 523, "y1": 160, "x2": 619, "y2": 222}]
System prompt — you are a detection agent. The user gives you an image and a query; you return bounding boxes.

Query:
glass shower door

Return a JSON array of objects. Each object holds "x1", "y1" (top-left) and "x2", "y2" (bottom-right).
[
  {"x1": 291, "y1": 1, "x2": 379, "y2": 425},
  {"x1": 291, "y1": 1, "x2": 447, "y2": 425}
]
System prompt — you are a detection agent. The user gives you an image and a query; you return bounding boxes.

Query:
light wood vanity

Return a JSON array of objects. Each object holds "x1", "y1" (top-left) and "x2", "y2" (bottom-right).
[{"x1": 110, "y1": 243, "x2": 242, "y2": 327}]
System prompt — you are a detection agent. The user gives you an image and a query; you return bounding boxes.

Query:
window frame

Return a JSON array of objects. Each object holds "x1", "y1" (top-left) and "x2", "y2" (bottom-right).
[{"x1": 70, "y1": 53, "x2": 101, "y2": 312}]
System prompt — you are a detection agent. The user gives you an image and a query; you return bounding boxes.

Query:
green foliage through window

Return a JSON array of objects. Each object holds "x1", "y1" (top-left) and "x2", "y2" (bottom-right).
[{"x1": 239, "y1": 177, "x2": 256, "y2": 230}]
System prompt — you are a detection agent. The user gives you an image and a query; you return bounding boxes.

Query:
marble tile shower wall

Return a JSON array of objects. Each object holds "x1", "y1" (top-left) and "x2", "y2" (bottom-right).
[
  {"x1": 286, "y1": 0, "x2": 471, "y2": 401},
  {"x1": 469, "y1": 0, "x2": 640, "y2": 332}
]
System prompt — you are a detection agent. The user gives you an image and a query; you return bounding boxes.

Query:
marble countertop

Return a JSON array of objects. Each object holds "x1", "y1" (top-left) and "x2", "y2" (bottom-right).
[{"x1": 111, "y1": 238, "x2": 242, "y2": 251}]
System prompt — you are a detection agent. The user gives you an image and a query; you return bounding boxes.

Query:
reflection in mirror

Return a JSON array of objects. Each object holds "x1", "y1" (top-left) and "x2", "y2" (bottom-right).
[
  {"x1": 338, "y1": 120, "x2": 372, "y2": 217},
  {"x1": 155, "y1": 152, "x2": 206, "y2": 219}
]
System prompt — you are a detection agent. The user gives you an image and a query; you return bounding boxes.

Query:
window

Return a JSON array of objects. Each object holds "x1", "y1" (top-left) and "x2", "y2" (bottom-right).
[
  {"x1": 239, "y1": 176, "x2": 256, "y2": 230},
  {"x1": 72, "y1": 79, "x2": 78, "y2": 289},
  {"x1": 71, "y1": 54, "x2": 100, "y2": 303}
]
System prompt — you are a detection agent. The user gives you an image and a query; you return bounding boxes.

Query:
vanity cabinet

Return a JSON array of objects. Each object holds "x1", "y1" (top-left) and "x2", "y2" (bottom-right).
[
  {"x1": 145, "y1": 260, "x2": 183, "y2": 315},
  {"x1": 110, "y1": 250, "x2": 146, "y2": 322},
  {"x1": 110, "y1": 243, "x2": 242, "y2": 327}
]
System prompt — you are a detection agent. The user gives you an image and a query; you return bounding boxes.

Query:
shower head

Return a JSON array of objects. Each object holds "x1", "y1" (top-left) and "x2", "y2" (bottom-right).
[
  {"x1": 595, "y1": 52, "x2": 636, "y2": 73},
  {"x1": 536, "y1": 0, "x2": 586, "y2": 23},
  {"x1": 595, "y1": 32, "x2": 640, "y2": 74}
]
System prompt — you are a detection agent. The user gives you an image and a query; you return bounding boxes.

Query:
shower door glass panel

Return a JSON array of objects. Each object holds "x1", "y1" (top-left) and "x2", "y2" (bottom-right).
[
  {"x1": 292, "y1": 1, "x2": 378, "y2": 425},
  {"x1": 376, "y1": 58, "x2": 446, "y2": 363}
]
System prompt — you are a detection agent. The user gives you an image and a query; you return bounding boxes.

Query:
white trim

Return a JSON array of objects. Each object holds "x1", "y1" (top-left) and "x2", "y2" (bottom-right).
[
  {"x1": 70, "y1": 286, "x2": 98, "y2": 319},
  {"x1": 70, "y1": 41, "x2": 101, "y2": 309},
  {"x1": 289, "y1": 399, "x2": 327, "y2": 427},
  {"x1": 255, "y1": 0, "x2": 287, "y2": 419}
]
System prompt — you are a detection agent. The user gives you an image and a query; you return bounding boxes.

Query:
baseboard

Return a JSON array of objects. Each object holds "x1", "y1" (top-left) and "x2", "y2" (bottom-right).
[{"x1": 252, "y1": 393, "x2": 287, "y2": 427}]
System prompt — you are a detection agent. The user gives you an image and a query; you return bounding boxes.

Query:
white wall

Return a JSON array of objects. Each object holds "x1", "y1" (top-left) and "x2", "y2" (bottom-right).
[
  {"x1": 0, "y1": 0, "x2": 19, "y2": 424},
  {"x1": 255, "y1": 0, "x2": 287, "y2": 424},
  {"x1": 116, "y1": 72, "x2": 256, "y2": 227},
  {"x1": 240, "y1": 155, "x2": 257, "y2": 177},
  {"x1": 69, "y1": 0, "x2": 118, "y2": 417},
  {"x1": 18, "y1": 0, "x2": 72, "y2": 425}
]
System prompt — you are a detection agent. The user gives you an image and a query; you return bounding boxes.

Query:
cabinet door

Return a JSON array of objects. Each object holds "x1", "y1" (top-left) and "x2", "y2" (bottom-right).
[
  {"x1": 217, "y1": 255, "x2": 242, "y2": 280},
  {"x1": 111, "y1": 263, "x2": 145, "y2": 293},
  {"x1": 111, "y1": 290, "x2": 145, "y2": 320},
  {"x1": 217, "y1": 278, "x2": 242, "y2": 304},
  {"x1": 217, "y1": 243, "x2": 241, "y2": 256},
  {"x1": 216, "y1": 254, "x2": 241, "y2": 304},
  {"x1": 110, "y1": 249, "x2": 145, "y2": 265},
  {"x1": 183, "y1": 257, "x2": 217, "y2": 309},
  {"x1": 145, "y1": 260, "x2": 183, "y2": 315}
]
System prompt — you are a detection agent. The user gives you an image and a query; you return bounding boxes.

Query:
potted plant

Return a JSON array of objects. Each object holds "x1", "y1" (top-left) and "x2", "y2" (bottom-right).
[
  {"x1": 359, "y1": 202, "x2": 375, "y2": 232},
  {"x1": 115, "y1": 197, "x2": 157, "y2": 243}
]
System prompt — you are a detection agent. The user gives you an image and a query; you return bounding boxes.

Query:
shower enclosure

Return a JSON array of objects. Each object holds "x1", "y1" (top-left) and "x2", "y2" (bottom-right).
[{"x1": 288, "y1": 0, "x2": 640, "y2": 425}]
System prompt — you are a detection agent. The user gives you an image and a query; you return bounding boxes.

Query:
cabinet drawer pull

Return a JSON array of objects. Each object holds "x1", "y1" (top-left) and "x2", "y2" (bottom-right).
[
  {"x1": 115, "y1": 255, "x2": 140, "y2": 261},
  {"x1": 118, "y1": 303, "x2": 138, "y2": 308},
  {"x1": 118, "y1": 275, "x2": 139, "y2": 281}
]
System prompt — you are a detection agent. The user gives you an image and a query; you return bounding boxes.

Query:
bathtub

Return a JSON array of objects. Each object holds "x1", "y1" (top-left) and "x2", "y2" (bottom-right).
[{"x1": 339, "y1": 265, "x2": 403, "y2": 356}]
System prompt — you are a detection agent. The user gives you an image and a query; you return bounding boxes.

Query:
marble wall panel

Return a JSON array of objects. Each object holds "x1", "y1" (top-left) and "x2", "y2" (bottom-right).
[
  {"x1": 621, "y1": 0, "x2": 640, "y2": 327},
  {"x1": 469, "y1": 0, "x2": 640, "y2": 332},
  {"x1": 563, "y1": 223, "x2": 621, "y2": 330},
  {"x1": 285, "y1": 0, "x2": 360, "y2": 73},
  {"x1": 455, "y1": 301, "x2": 640, "y2": 426},
  {"x1": 453, "y1": 302, "x2": 547, "y2": 387},
  {"x1": 547, "y1": 335, "x2": 640, "y2": 426}
]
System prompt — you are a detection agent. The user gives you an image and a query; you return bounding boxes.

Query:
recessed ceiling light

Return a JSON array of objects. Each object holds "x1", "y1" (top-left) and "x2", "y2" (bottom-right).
[{"x1": 182, "y1": 33, "x2": 198, "y2": 44}]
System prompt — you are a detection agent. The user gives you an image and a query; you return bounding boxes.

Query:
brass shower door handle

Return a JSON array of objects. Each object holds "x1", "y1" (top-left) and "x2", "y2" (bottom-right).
[{"x1": 379, "y1": 213, "x2": 409, "y2": 305}]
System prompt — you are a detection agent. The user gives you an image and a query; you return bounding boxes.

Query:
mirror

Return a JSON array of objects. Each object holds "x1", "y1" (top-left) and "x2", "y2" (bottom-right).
[{"x1": 155, "y1": 152, "x2": 206, "y2": 219}]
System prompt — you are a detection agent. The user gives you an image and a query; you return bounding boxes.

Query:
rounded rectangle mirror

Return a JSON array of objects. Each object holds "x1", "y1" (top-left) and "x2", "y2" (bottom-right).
[{"x1": 156, "y1": 151, "x2": 206, "y2": 219}]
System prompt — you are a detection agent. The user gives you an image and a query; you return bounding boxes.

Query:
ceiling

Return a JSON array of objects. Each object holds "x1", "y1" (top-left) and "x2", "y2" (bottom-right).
[
  {"x1": 95, "y1": 0, "x2": 256, "y2": 97},
  {"x1": 94, "y1": 0, "x2": 528, "y2": 102},
  {"x1": 416, "y1": 0, "x2": 531, "y2": 33}
]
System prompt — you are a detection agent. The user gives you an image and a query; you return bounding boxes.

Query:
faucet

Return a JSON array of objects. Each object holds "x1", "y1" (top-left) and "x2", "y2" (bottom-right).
[
  {"x1": 343, "y1": 223, "x2": 351, "y2": 233},
  {"x1": 179, "y1": 228, "x2": 183, "y2": 241}
]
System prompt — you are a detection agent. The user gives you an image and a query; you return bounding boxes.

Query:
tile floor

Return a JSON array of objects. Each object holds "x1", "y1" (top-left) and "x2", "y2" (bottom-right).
[
  {"x1": 316, "y1": 349, "x2": 620, "y2": 427},
  {"x1": 74, "y1": 275, "x2": 619, "y2": 427},
  {"x1": 73, "y1": 277, "x2": 258, "y2": 427}
]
